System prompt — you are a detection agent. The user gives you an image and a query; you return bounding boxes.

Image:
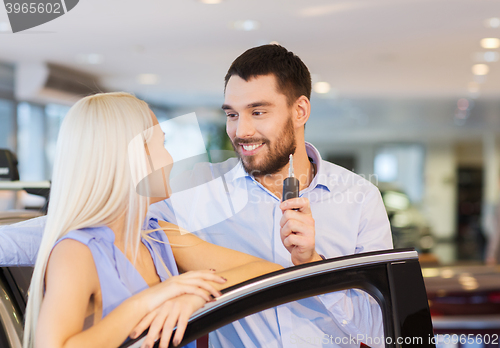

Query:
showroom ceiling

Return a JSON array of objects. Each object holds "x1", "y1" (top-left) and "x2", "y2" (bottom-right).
[
  {"x1": 0, "y1": 0, "x2": 499, "y2": 142},
  {"x1": 0, "y1": 0, "x2": 499, "y2": 104}
]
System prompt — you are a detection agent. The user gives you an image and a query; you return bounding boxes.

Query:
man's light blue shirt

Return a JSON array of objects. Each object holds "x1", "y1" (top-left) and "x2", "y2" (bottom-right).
[
  {"x1": 150, "y1": 142, "x2": 392, "y2": 347},
  {"x1": 0, "y1": 142, "x2": 392, "y2": 347}
]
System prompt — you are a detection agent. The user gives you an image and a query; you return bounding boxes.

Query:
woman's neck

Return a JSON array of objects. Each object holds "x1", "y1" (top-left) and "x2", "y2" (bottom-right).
[
  {"x1": 107, "y1": 210, "x2": 161, "y2": 286},
  {"x1": 107, "y1": 211, "x2": 144, "y2": 255}
]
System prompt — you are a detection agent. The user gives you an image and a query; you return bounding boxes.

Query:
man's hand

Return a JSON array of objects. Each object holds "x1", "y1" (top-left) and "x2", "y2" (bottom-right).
[{"x1": 279, "y1": 197, "x2": 322, "y2": 265}]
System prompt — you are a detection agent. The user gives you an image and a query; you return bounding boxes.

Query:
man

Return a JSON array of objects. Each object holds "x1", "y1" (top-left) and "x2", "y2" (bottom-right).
[{"x1": 0, "y1": 45, "x2": 392, "y2": 347}]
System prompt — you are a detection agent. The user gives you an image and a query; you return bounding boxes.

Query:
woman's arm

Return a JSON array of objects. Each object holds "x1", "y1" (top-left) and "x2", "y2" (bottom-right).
[
  {"x1": 159, "y1": 220, "x2": 283, "y2": 287},
  {"x1": 133, "y1": 221, "x2": 284, "y2": 348},
  {"x1": 36, "y1": 239, "x2": 224, "y2": 348}
]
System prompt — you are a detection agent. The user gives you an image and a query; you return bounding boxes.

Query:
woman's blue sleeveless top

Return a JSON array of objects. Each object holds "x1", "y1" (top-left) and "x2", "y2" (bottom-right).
[{"x1": 55, "y1": 217, "x2": 195, "y2": 348}]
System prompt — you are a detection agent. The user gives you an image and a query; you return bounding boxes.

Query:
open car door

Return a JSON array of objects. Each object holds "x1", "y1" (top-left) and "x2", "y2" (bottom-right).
[{"x1": 121, "y1": 248, "x2": 435, "y2": 348}]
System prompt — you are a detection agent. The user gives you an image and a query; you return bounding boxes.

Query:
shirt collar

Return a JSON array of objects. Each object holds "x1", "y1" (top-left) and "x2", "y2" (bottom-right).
[
  {"x1": 227, "y1": 142, "x2": 330, "y2": 192},
  {"x1": 304, "y1": 142, "x2": 331, "y2": 192},
  {"x1": 226, "y1": 158, "x2": 247, "y2": 182}
]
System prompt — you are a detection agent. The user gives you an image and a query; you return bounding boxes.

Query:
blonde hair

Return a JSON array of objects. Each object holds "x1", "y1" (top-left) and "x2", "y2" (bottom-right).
[{"x1": 23, "y1": 92, "x2": 154, "y2": 348}]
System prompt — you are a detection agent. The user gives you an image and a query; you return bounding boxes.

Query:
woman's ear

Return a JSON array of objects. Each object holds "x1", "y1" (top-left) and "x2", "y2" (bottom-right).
[{"x1": 293, "y1": 95, "x2": 311, "y2": 129}]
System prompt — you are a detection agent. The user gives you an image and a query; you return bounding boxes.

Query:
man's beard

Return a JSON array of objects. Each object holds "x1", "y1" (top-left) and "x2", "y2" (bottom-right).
[{"x1": 231, "y1": 116, "x2": 296, "y2": 177}]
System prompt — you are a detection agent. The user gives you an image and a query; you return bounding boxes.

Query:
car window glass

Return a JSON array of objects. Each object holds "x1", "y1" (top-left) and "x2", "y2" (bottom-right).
[{"x1": 209, "y1": 290, "x2": 386, "y2": 348}]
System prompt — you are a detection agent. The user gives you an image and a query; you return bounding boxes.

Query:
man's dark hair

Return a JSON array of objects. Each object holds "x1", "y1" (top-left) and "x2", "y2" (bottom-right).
[{"x1": 224, "y1": 44, "x2": 312, "y2": 105}]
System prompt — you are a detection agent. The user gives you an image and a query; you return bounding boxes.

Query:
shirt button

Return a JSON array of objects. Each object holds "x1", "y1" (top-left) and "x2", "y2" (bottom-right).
[{"x1": 342, "y1": 320, "x2": 347, "y2": 325}]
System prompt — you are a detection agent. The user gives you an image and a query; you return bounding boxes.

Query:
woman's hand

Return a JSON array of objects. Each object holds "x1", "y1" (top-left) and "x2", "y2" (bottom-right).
[
  {"x1": 133, "y1": 294, "x2": 208, "y2": 348},
  {"x1": 131, "y1": 270, "x2": 226, "y2": 347},
  {"x1": 139, "y1": 270, "x2": 226, "y2": 313}
]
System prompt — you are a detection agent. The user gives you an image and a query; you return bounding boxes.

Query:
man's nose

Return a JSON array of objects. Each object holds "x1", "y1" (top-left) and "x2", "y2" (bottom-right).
[{"x1": 235, "y1": 114, "x2": 255, "y2": 139}]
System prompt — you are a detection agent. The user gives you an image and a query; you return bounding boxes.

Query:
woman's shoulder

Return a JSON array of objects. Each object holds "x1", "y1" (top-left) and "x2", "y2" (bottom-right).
[
  {"x1": 50, "y1": 226, "x2": 114, "y2": 274},
  {"x1": 52, "y1": 226, "x2": 112, "y2": 265},
  {"x1": 51, "y1": 237, "x2": 93, "y2": 263},
  {"x1": 48, "y1": 238, "x2": 96, "y2": 282},
  {"x1": 58, "y1": 225, "x2": 115, "y2": 246},
  {"x1": 48, "y1": 226, "x2": 112, "y2": 284},
  {"x1": 46, "y1": 236, "x2": 99, "y2": 300}
]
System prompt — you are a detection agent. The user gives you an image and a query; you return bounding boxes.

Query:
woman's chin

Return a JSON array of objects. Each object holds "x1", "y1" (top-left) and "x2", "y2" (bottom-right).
[{"x1": 149, "y1": 196, "x2": 169, "y2": 205}]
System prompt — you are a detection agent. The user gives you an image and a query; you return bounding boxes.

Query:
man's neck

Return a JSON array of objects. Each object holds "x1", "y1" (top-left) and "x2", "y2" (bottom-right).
[{"x1": 254, "y1": 144, "x2": 315, "y2": 199}]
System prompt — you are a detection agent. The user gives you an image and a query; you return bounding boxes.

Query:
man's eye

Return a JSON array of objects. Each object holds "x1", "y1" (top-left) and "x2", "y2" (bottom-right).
[
  {"x1": 226, "y1": 113, "x2": 237, "y2": 118},
  {"x1": 253, "y1": 111, "x2": 265, "y2": 116}
]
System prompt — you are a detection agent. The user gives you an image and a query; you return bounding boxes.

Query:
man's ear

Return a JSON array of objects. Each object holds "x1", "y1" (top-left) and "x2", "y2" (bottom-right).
[{"x1": 293, "y1": 95, "x2": 311, "y2": 129}]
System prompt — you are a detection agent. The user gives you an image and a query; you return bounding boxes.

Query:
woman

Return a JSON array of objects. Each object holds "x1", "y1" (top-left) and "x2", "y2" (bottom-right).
[{"x1": 24, "y1": 92, "x2": 281, "y2": 348}]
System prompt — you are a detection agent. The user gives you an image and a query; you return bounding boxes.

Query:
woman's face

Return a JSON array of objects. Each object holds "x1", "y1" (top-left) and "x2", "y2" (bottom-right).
[{"x1": 144, "y1": 111, "x2": 174, "y2": 204}]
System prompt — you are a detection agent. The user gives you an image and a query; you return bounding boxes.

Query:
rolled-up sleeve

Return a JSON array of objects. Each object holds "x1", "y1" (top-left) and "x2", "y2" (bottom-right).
[{"x1": 0, "y1": 216, "x2": 46, "y2": 266}]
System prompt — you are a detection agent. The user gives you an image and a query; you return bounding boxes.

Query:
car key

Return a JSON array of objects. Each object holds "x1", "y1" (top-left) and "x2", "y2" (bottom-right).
[{"x1": 282, "y1": 154, "x2": 299, "y2": 203}]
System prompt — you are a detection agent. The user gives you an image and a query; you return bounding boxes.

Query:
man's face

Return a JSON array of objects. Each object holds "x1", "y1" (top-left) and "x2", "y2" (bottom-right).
[{"x1": 223, "y1": 74, "x2": 296, "y2": 176}]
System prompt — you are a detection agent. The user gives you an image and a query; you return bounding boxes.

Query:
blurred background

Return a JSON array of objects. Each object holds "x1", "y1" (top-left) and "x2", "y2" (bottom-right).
[
  {"x1": 1, "y1": 0, "x2": 500, "y2": 344},
  {"x1": 2, "y1": 0, "x2": 500, "y2": 264}
]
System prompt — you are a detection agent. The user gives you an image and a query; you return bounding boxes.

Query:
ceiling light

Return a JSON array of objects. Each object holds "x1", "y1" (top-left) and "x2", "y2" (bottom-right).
[
  {"x1": 199, "y1": 0, "x2": 223, "y2": 3},
  {"x1": 76, "y1": 54, "x2": 103, "y2": 65},
  {"x1": 298, "y1": 3, "x2": 364, "y2": 17},
  {"x1": 484, "y1": 17, "x2": 500, "y2": 28},
  {"x1": 0, "y1": 22, "x2": 10, "y2": 32},
  {"x1": 138, "y1": 74, "x2": 159, "y2": 85},
  {"x1": 473, "y1": 51, "x2": 499, "y2": 63},
  {"x1": 229, "y1": 20, "x2": 260, "y2": 31},
  {"x1": 480, "y1": 38, "x2": 500, "y2": 49},
  {"x1": 313, "y1": 81, "x2": 331, "y2": 94},
  {"x1": 472, "y1": 64, "x2": 489, "y2": 75}
]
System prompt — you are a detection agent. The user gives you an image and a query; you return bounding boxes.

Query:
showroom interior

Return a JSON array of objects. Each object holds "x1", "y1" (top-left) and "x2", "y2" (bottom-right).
[{"x1": 0, "y1": 0, "x2": 500, "y2": 347}]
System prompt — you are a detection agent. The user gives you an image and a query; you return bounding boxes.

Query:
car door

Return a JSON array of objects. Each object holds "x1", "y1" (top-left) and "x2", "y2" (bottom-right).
[{"x1": 120, "y1": 248, "x2": 435, "y2": 348}]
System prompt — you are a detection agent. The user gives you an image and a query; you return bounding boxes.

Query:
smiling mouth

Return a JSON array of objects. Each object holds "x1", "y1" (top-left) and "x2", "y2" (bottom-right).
[
  {"x1": 241, "y1": 143, "x2": 264, "y2": 151},
  {"x1": 240, "y1": 143, "x2": 264, "y2": 151}
]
